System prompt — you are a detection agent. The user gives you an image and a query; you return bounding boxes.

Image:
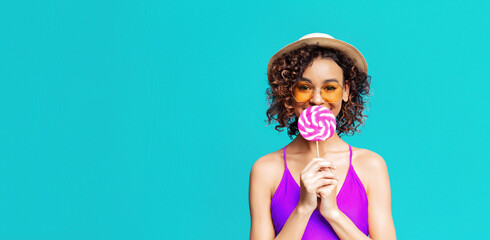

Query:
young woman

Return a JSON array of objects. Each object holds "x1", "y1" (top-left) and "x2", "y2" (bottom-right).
[{"x1": 249, "y1": 33, "x2": 396, "y2": 239}]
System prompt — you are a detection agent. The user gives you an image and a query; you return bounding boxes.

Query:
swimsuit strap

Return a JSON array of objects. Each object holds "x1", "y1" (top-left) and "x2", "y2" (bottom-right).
[
  {"x1": 349, "y1": 144, "x2": 352, "y2": 165},
  {"x1": 283, "y1": 146, "x2": 288, "y2": 169}
]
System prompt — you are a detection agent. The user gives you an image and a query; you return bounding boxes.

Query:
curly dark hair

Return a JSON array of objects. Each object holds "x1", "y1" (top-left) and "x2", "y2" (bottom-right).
[{"x1": 265, "y1": 43, "x2": 372, "y2": 139}]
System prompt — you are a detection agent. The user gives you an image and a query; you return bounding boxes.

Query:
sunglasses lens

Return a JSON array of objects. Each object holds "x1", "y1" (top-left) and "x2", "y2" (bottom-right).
[
  {"x1": 292, "y1": 81, "x2": 343, "y2": 102},
  {"x1": 321, "y1": 82, "x2": 343, "y2": 102},
  {"x1": 293, "y1": 82, "x2": 313, "y2": 102}
]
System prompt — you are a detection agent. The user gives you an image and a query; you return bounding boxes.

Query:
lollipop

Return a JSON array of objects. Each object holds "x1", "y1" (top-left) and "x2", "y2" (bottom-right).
[
  {"x1": 298, "y1": 105, "x2": 336, "y2": 141},
  {"x1": 298, "y1": 106, "x2": 337, "y2": 173}
]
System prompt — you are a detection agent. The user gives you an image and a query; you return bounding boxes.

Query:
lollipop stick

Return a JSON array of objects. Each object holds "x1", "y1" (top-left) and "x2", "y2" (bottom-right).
[
  {"x1": 316, "y1": 140, "x2": 332, "y2": 172},
  {"x1": 316, "y1": 141, "x2": 319, "y2": 158},
  {"x1": 316, "y1": 140, "x2": 320, "y2": 198}
]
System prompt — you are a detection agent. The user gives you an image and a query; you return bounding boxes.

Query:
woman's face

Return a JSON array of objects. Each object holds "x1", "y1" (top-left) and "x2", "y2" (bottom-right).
[{"x1": 292, "y1": 57, "x2": 350, "y2": 118}]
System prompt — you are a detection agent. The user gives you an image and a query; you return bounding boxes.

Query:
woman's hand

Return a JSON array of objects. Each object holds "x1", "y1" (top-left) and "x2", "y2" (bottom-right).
[
  {"x1": 297, "y1": 158, "x2": 337, "y2": 214},
  {"x1": 316, "y1": 169, "x2": 340, "y2": 218}
]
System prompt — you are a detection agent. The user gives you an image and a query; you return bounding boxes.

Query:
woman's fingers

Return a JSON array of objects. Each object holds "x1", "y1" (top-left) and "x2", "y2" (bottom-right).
[
  {"x1": 300, "y1": 158, "x2": 337, "y2": 190},
  {"x1": 313, "y1": 178, "x2": 338, "y2": 189},
  {"x1": 314, "y1": 179, "x2": 338, "y2": 197},
  {"x1": 311, "y1": 170, "x2": 335, "y2": 182},
  {"x1": 300, "y1": 158, "x2": 339, "y2": 199},
  {"x1": 312, "y1": 171, "x2": 340, "y2": 196},
  {"x1": 317, "y1": 184, "x2": 337, "y2": 198},
  {"x1": 303, "y1": 173, "x2": 335, "y2": 193},
  {"x1": 302, "y1": 158, "x2": 335, "y2": 176}
]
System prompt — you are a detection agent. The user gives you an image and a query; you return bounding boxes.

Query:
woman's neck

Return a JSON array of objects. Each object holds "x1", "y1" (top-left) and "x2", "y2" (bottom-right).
[{"x1": 290, "y1": 133, "x2": 349, "y2": 157}]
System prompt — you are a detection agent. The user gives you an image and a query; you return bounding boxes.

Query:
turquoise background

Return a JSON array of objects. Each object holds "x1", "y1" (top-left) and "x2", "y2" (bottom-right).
[{"x1": 1, "y1": 0, "x2": 489, "y2": 239}]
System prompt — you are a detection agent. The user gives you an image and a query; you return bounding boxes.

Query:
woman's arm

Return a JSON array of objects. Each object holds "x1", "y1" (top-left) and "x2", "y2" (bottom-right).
[
  {"x1": 249, "y1": 157, "x2": 313, "y2": 240},
  {"x1": 365, "y1": 153, "x2": 396, "y2": 239}
]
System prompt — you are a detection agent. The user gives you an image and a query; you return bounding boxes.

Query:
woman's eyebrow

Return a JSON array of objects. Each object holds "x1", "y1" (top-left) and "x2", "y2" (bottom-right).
[{"x1": 301, "y1": 77, "x2": 340, "y2": 84}]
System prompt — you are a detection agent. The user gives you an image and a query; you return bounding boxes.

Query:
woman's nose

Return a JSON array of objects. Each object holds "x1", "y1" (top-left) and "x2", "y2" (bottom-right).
[{"x1": 309, "y1": 89, "x2": 325, "y2": 105}]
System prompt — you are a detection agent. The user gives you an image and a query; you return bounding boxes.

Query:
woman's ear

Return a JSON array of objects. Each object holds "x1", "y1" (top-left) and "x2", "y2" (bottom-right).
[
  {"x1": 343, "y1": 66, "x2": 355, "y2": 102},
  {"x1": 342, "y1": 82, "x2": 350, "y2": 102}
]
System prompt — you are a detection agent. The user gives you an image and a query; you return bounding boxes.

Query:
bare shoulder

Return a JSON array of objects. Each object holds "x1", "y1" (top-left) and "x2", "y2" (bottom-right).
[
  {"x1": 249, "y1": 150, "x2": 284, "y2": 240},
  {"x1": 250, "y1": 149, "x2": 284, "y2": 198},
  {"x1": 355, "y1": 147, "x2": 387, "y2": 169},
  {"x1": 352, "y1": 147, "x2": 390, "y2": 196}
]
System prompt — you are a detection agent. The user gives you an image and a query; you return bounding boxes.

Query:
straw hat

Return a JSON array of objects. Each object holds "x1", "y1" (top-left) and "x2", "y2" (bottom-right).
[{"x1": 267, "y1": 33, "x2": 368, "y2": 77}]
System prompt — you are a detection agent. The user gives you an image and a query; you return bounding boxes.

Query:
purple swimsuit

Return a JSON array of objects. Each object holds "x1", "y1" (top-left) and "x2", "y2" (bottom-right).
[{"x1": 270, "y1": 144, "x2": 369, "y2": 239}]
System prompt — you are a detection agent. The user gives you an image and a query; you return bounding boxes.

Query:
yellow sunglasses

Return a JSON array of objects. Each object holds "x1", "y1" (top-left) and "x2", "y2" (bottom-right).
[{"x1": 291, "y1": 80, "x2": 344, "y2": 103}]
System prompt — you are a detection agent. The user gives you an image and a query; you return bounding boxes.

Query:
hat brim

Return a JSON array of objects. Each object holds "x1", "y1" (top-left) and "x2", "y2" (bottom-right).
[{"x1": 267, "y1": 37, "x2": 368, "y2": 77}]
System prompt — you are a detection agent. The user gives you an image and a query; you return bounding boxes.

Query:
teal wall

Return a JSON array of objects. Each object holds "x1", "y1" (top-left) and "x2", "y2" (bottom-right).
[{"x1": 1, "y1": 0, "x2": 488, "y2": 239}]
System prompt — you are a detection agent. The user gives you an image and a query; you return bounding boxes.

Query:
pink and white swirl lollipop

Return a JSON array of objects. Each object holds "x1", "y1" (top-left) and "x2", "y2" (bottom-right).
[{"x1": 298, "y1": 105, "x2": 336, "y2": 141}]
